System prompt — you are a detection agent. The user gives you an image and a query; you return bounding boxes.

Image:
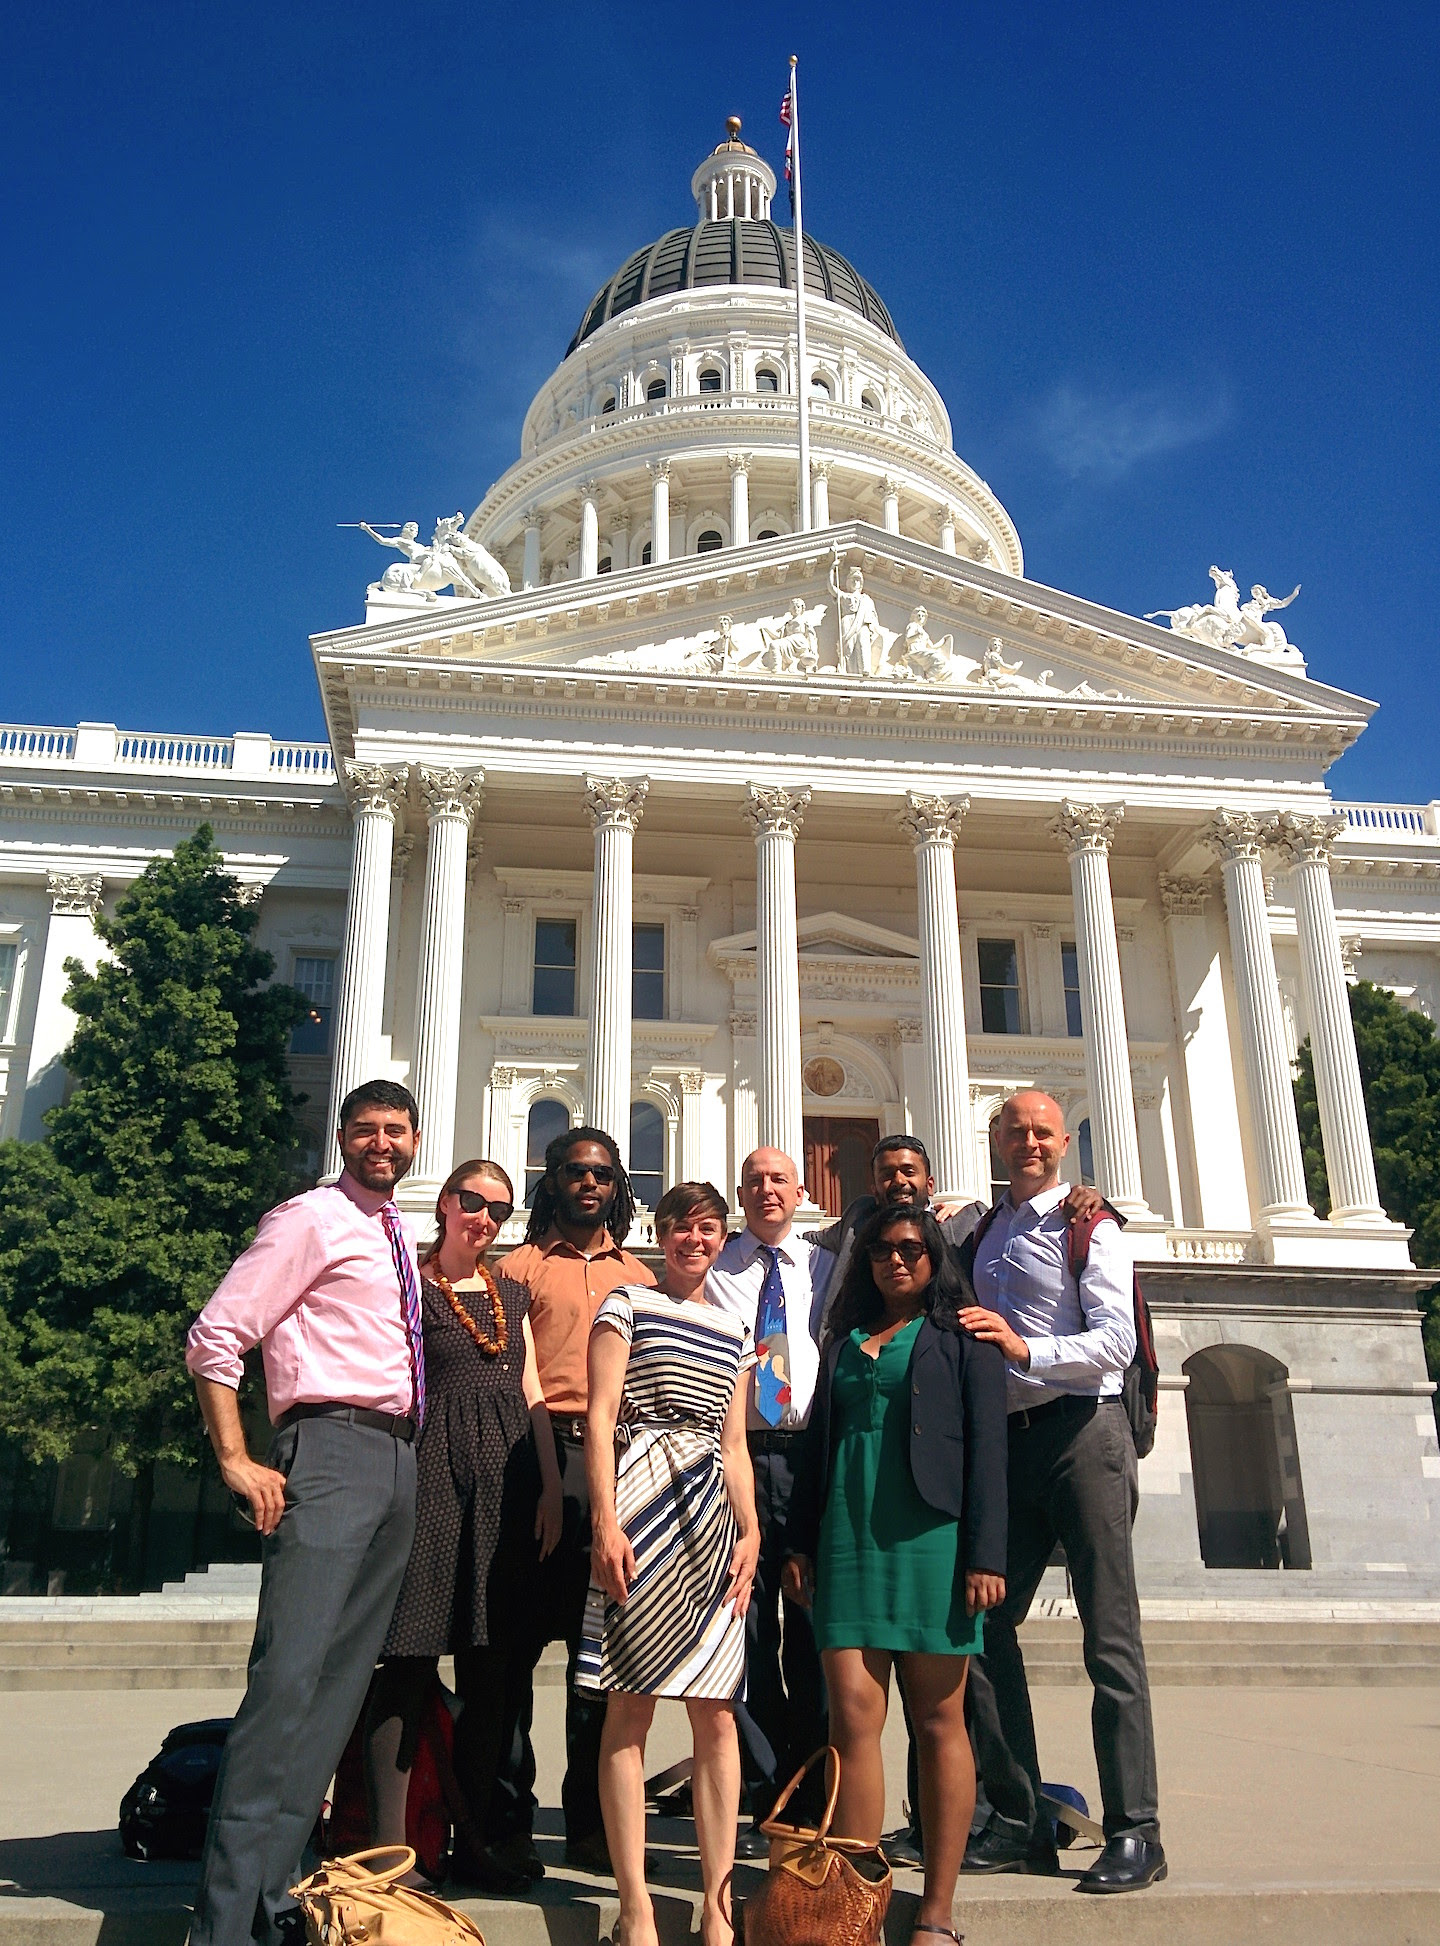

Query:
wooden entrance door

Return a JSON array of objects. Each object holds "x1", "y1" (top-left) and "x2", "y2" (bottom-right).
[{"x1": 803, "y1": 1116, "x2": 881, "y2": 1217}]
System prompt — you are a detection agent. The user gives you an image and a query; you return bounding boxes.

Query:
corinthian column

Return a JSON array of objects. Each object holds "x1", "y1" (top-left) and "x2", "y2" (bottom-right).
[
  {"x1": 408, "y1": 766, "x2": 484, "y2": 1187},
  {"x1": 1273, "y1": 812, "x2": 1386, "y2": 1221},
  {"x1": 326, "y1": 762, "x2": 408, "y2": 1176},
  {"x1": 1201, "y1": 811, "x2": 1312, "y2": 1218},
  {"x1": 728, "y1": 453, "x2": 750, "y2": 548},
  {"x1": 648, "y1": 460, "x2": 671, "y2": 565},
  {"x1": 1051, "y1": 803, "x2": 1152, "y2": 1216},
  {"x1": 900, "y1": 793, "x2": 977, "y2": 1198},
  {"x1": 585, "y1": 776, "x2": 649, "y2": 1160},
  {"x1": 744, "y1": 784, "x2": 810, "y2": 1169},
  {"x1": 19, "y1": 873, "x2": 106, "y2": 1140}
]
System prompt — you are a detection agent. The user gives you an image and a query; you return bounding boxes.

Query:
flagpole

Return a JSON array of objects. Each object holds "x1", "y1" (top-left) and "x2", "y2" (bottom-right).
[{"x1": 789, "y1": 55, "x2": 812, "y2": 532}]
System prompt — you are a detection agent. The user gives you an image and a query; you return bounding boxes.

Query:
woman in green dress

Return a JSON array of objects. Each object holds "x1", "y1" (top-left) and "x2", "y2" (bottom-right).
[{"x1": 783, "y1": 1206, "x2": 1008, "y2": 1945}]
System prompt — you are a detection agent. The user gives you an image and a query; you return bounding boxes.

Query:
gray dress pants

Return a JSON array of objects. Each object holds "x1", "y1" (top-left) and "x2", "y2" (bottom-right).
[
  {"x1": 971, "y1": 1396, "x2": 1160, "y2": 1842},
  {"x1": 189, "y1": 1414, "x2": 417, "y2": 1946}
]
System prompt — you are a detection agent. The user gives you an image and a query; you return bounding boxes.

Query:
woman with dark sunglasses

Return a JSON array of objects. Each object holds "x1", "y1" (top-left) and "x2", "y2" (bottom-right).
[
  {"x1": 364, "y1": 1158, "x2": 563, "y2": 1889},
  {"x1": 782, "y1": 1206, "x2": 1008, "y2": 1946}
]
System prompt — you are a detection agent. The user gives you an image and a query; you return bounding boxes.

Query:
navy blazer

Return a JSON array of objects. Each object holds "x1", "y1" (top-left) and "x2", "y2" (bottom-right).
[{"x1": 785, "y1": 1312, "x2": 1009, "y2": 1581}]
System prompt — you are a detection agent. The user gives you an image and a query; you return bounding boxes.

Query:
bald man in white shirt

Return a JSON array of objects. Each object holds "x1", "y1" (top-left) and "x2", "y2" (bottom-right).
[{"x1": 959, "y1": 1091, "x2": 1164, "y2": 1895}]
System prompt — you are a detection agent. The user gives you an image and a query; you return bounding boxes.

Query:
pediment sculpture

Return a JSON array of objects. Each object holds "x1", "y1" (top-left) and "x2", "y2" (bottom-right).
[
  {"x1": 1146, "y1": 567, "x2": 1304, "y2": 668},
  {"x1": 358, "y1": 515, "x2": 512, "y2": 603}
]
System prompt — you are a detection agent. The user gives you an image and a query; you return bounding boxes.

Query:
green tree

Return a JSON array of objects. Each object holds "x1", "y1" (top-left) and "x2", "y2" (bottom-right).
[
  {"x1": 1293, "y1": 979, "x2": 1440, "y2": 1416},
  {"x1": 0, "y1": 827, "x2": 307, "y2": 1577}
]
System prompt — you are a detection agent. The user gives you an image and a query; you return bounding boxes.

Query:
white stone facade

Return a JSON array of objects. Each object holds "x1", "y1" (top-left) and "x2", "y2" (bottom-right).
[{"x1": 3, "y1": 126, "x2": 1439, "y2": 1593}]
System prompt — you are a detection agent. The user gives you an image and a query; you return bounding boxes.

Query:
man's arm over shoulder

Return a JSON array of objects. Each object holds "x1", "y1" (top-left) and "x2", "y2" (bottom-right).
[
  {"x1": 939, "y1": 1199, "x2": 988, "y2": 1247},
  {"x1": 185, "y1": 1196, "x2": 331, "y2": 1389}
]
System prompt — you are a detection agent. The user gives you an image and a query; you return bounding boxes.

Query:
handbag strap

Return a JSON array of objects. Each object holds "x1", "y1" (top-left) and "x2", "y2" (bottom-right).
[
  {"x1": 760, "y1": 1745, "x2": 840, "y2": 1843},
  {"x1": 292, "y1": 1845, "x2": 418, "y2": 1897}
]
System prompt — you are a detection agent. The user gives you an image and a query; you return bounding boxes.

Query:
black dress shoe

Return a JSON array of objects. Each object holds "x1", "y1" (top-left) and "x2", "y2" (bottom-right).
[
  {"x1": 961, "y1": 1814, "x2": 1059, "y2": 1876},
  {"x1": 882, "y1": 1824, "x2": 924, "y2": 1870},
  {"x1": 449, "y1": 1842, "x2": 532, "y2": 1895},
  {"x1": 492, "y1": 1832, "x2": 546, "y2": 1881},
  {"x1": 735, "y1": 1824, "x2": 771, "y2": 1861},
  {"x1": 1075, "y1": 1833, "x2": 1167, "y2": 1893}
]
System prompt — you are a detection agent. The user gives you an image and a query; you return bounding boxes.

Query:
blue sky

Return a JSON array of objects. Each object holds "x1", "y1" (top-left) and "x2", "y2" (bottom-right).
[{"x1": 4, "y1": 1, "x2": 1437, "y2": 801}]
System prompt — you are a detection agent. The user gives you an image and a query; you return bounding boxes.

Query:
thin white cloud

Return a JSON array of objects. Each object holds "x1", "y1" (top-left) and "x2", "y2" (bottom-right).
[{"x1": 1030, "y1": 381, "x2": 1232, "y2": 482}]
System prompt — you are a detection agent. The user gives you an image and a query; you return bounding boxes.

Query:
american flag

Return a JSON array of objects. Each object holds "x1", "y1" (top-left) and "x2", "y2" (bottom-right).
[{"x1": 780, "y1": 87, "x2": 793, "y2": 191}]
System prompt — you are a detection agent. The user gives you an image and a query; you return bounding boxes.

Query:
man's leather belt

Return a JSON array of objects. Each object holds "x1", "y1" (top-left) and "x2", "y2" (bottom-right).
[
  {"x1": 747, "y1": 1427, "x2": 805, "y2": 1451},
  {"x1": 277, "y1": 1402, "x2": 416, "y2": 1443},
  {"x1": 549, "y1": 1413, "x2": 587, "y2": 1442},
  {"x1": 1008, "y1": 1393, "x2": 1101, "y2": 1432}
]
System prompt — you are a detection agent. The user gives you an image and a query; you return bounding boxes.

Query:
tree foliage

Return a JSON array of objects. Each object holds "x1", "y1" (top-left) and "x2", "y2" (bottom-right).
[
  {"x1": 1293, "y1": 979, "x2": 1440, "y2": 1402},
  {"x1": 0, "y1": 828, "x2": 307, "y2": 1473}
]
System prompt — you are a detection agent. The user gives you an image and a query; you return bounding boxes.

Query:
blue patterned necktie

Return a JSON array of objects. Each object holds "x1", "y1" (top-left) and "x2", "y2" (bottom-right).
[
  {"x1": 381, "y1": 1202, "x2": 426, "y2": 1429},
  {"x1": 754, "y1": 1244, "x2": 790, "y2": 1427}
]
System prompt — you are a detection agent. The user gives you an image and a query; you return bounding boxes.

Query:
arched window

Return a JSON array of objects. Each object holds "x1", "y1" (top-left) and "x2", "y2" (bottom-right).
[
  {"x1": 755, "y1": 367, "x2": 780, "y2": 394},
  {"x1": 645, "y1": 377, "x2": 667, "y2": 402},
  {"x1": 599, "y1": 393, "x2": 617, "y2": 415},
  {"x1": 525, "y1": 1099, "x2": 571, "y2": 1204},
  {"x1": 698, "y1": 367, "x2": 722, "y2": 393},
  {"x1": 597, "y1": 555, "x2": 612, "y2": 575},
  {"x1": 641, "y1": 542, "x2": 652, "y2": 565},
  {"x1": 629, "y1": 1102, "x2": 665, "y2": 1209},
  {"x1": 860, "y1": 389, "x2": 881, "y2": 413},
  {"x1": 1077, "y1": 1117, "x2": 1096, "y2": 1187},
  {"x1": 696, "y1": 529, "x2": 723, "y2": 553},
  {"x1": 756, "y1": 528, "x2": 778, "y2": 541},
  {"x1": 811, "y1": 373, "x2": 833, "y2": 399}
]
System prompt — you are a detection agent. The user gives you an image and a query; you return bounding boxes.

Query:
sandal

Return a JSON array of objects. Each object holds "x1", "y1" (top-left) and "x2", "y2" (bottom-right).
[{"x1": 911, "y1": 1927, "x2": 965, "y2": 1946}]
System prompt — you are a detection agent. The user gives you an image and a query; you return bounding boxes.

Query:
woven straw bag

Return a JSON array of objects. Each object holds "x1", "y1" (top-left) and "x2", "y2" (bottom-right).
[
  {"x1": 740, "y1": 1749, "x2": 892, "y2": 1946},
  {"x1": 289, "y1": 1846, "x2": 487, "y2": 1945}
]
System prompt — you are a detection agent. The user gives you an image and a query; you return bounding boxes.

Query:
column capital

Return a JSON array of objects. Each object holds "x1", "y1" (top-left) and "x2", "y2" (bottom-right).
[
  {"x1": 900, "y1": 791, "x2": 970, "y2": 847},
  {"x1": 727, "y1": 450, "x2": 750, "y2": 478},
  {"x1": 1200, "y1": 808, "x2": 1275, "y2": 862},
  {"x1": 343, "y1": 760, "x2": 408, "y2": 819},
  {"x1": 647, "y1": 458, "x2": 671, "y2": 481},
  {"x1": 811, "y1": 457, "x2": 832, "y2": 482},
  {"x1": 523, "y1": 511, "x2": 541, "y2": 532},
  {"x1": 1158, "y1": 872, "x2": 1213, "y2": 916},
  {"x1": 679, "y1": 1068, "x2": 705, "y2": 1096},
  {"x1": 1271, "y1": 809, "x2": 1348, "y2": 867},
  {"x1": 490, "y1": 1063, "x2": 520, "y2": 1089},
  {"x1": 580, "y1": 478, "x2": 599, "y2": 500},
  {"x1": 416, "y1": 765, "x2": 484, "y2": 825},
  {"x1": 1051, "y1": 800, "x2": 1124, "y2": 857},
  {"x1": 46, "y1": 871, "x2": 104, "y2": 917},
  {"x1": 584, "y1": 775, "x2": 649, "y2": 832},
  {"x1": 744, "y1": 783, "x2": 810, "y2": 839},
  {"x1": 881, "y1": 472, "x2": 901, "y2": 495}
]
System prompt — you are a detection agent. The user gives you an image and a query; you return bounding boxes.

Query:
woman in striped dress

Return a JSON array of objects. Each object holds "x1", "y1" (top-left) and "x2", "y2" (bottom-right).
[{"x1": 580, "y1": 1181, "x2": 759, "y2": 1946}]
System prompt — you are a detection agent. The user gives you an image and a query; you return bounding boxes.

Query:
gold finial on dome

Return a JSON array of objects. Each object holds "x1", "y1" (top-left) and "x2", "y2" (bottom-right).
[
  {"x1": 725, "y1": 114, "x2": 743, "y2": 142},
  {"x1": 693, "y1": 115, "x2": 775, "y2": 218}
]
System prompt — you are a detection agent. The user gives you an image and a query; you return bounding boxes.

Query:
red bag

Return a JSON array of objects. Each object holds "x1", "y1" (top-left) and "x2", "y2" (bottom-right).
[{"x1": 327, "y1": 1674, "x2": 457, "y2": 1882}]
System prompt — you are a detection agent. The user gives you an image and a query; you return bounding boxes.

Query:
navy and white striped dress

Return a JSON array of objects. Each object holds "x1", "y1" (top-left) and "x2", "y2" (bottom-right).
[{"x1": 576, "y1": 1286, "x2": 755, "y2": 1699}]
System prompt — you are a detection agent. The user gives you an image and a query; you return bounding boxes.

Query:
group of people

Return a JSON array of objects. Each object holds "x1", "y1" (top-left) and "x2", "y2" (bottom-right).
[{"x1": 182, "y1": 1075, "x2": 1165, "y2": 1946}]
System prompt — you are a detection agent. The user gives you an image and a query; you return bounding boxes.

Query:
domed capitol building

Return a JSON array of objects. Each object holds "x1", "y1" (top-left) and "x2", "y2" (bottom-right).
[{"x1": 4, "y1": 122, "x2": 1440, "y2": 1592}]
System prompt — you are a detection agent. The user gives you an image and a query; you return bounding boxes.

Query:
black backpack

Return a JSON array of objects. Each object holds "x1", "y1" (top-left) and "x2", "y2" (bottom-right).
[
  {"x1": 966, "y1": 1203, "x2": 1159, "y2": 1459},
  {"x1": 119, "y1": 1717, "x2": 231, "y2": 1860}
]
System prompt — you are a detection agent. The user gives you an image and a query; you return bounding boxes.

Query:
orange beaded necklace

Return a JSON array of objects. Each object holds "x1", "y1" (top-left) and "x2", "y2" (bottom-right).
[{"x1": 427, "y1": 1259, "x2": 508, "y2": 1356}]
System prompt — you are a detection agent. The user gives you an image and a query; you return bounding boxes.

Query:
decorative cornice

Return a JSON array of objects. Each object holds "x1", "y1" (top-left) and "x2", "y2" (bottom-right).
[
  {"x1": 47, "y1": 871, "x2": 104, "y2": 917},
  {"x1": 1271, "y1": 809, "x2": 1348, "y2": 868},
  {"x1": 900, "y1": 790, "x2": 970, "y2": 847},
  {"x1": 743, "y1": 782, "x2": 810, "y2": 839},
  {"x1": 1158, "y1": 873, "x2": 1214, "y2": 917},
  {"x1": 416, "y1": 765, "x2": 484, "y2": 825},
  {"x1": 1051, "y1": 801, "x2": 1124, "y2": 857},
  {"x1": 583, "y1": 775, "x2": 649, "y2": 832},
  {"x1": 343, "y1": 760, "x2": 408, "y2": 820},
  {"x1": 1201, "y1": 808, "x2": 1274, "y2": 863}
]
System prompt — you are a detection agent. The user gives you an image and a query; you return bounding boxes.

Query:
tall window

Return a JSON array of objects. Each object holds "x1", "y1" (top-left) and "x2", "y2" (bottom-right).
[
  {"x1": 861, "y1": 389, "x2": 881, "y2": 413},
  {"x1": 755, "y1": 367, "x2": 779, "y2": 393},
  {"x1": 811, "y1": 373, "x2": 833, "y2": 398},
  {"x1": 645, "y1": 377, "x2": 667, "y2": 401},
  {"x1": 1077, "y1": 1117, "x2": 1096, "y2": 1187},
  {"x1": 629, "y1": 1101, "x2": 665, "y2": 1209},
  {"x1": 696, "y1": 529, "x2": 723, "y2": 553},
  {"x1": 0, "y1": 942, "x2": 16, "y2": 1036},
  {"x1": 525, "y1": 1099, "x2": 571, "y2": 1203},
  {"x1": 1061, "y1": 940, "x2": 1084, "y2": 1037},
  {"x1": 290, "y1": 954, "x2": 336, "y2": 1055},
  {"x1": 641, "y1": 542, "x2": 652, "y2": 565},
  {"x1": 987, "y1": 1119, "x2": 1008, "y2": 1204},
  {"x1": 597, "y1": 555, "x2": 613, "y2": 574},
  {"x1": 977, "y1": 938, "x2": 1022, "y2": 1034},
  {"x1": 698, "y1": 367, "x2": 722, "y2": 393},
  {"x1": 633, "y1": 923, "x2": 665, "y2": 1019},
  {"x1": 533, "y1": 919, "x2": 577, "y2": 1015},
  {"x1": 599, "y1": 393, "x2": 617, "y2": 414}
]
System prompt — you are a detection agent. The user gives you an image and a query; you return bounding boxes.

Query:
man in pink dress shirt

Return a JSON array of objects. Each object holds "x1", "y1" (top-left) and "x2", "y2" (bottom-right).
[{"x1": 185, "y1": 1078, "x2": 424, "y2": 1946}]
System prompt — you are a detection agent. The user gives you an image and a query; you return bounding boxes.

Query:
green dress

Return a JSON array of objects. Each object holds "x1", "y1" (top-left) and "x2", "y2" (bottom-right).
[{"x1": 811, "y1": 1317, "x2": 985, "y2": 1656}]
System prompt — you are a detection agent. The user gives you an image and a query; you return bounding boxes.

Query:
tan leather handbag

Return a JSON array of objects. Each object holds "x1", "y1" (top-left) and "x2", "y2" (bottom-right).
[
  {"x1": 289, "y1": 1846, "x2": 487, "y2": 1945},
  {"x1": 740, "y1": 1749, "x2": 892, "y2": 1946}
]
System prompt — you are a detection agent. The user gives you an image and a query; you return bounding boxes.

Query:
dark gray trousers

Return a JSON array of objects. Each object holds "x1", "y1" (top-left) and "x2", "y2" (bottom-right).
[
  {"x1": 971, "y1": 1397, "x2": 1160, "y2": 1841},
  {"x1": 189, "y1": 1415, "x2": 417, "y2": 1946}
]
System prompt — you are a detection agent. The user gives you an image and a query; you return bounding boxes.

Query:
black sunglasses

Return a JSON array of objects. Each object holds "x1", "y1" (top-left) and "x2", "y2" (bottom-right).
[
  {"x1": 456, "y1": 1190, "x2": 514, "y2": 1222},
  {"x1": 559, "y1": 1161, "x2": 616, "y2": 1185},
  {"x1": 865, "y1": 1239, "x2": 930, "y2": 1266}
]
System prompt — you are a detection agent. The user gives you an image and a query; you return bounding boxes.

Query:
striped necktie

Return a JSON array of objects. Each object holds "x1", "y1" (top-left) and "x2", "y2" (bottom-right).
[{"x1": 381, "y1": 1201, "x2": 425, "y2": 1429}]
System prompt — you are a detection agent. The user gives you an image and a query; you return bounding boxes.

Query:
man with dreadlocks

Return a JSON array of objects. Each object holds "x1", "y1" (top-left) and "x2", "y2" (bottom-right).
[{"x1": 492, "y1": 1126, "x2": 655, "y2": 1879}]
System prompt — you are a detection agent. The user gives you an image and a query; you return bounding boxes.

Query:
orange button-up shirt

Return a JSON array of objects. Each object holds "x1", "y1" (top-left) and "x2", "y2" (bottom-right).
[{"x1": 498, "y1": 1230, "x2": 655, "y2": 1415}]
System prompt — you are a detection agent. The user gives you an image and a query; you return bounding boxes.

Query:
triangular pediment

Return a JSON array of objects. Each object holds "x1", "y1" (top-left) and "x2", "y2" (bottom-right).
[
  {"x1": 710, "y1": 911, "x2": 920, "y2": 965},
  {"x1": 314, "y1": 522, "x2": 1373, "y2": 756}
]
